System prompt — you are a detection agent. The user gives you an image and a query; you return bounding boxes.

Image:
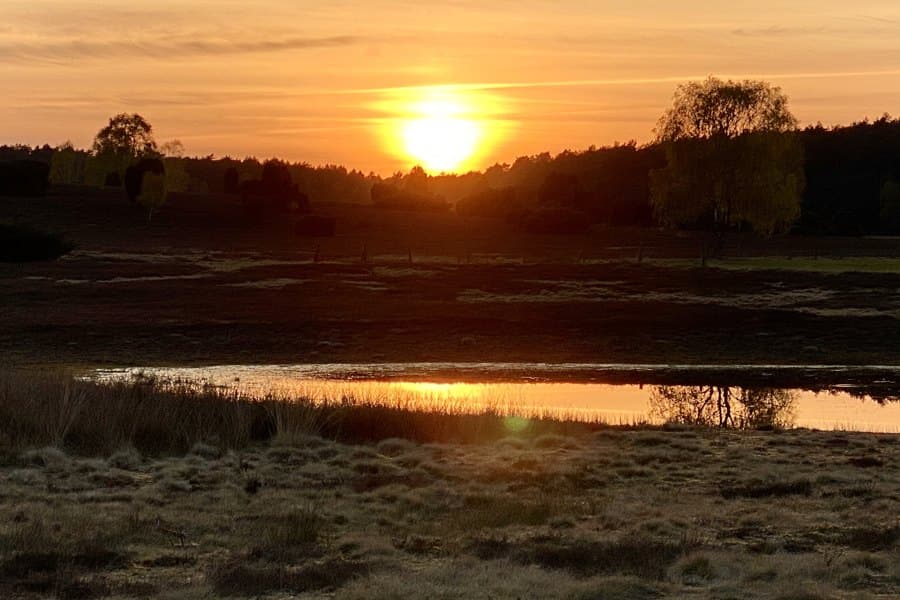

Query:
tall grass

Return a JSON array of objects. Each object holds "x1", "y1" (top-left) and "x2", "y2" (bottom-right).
[{"x1": 0, "y1": 370, "x2": 606, "y2": 456}]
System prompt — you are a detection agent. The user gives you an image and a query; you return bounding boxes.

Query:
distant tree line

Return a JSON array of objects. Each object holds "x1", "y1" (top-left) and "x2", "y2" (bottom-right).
[{"x1": 3, "y1": 96, "x2": 900, "y2": 236}]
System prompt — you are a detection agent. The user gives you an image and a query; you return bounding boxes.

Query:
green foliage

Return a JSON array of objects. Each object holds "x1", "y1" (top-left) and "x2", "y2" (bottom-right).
[
  {"x1": 163, "y1": 157, "x2": 191, "y2": 192},
  {"x1": 84, "y1": 153, "x2": 130, "y2": 187},
  {"x1": 49, "y1": 145, "x2": 88, "y2": 185},
  {"x1": 652, "y1": 78, "x2": 802, "y2": 236},
  {"x1": 657, "y1": 77, "x2": 797, "y2": 141},
  {"x1": 138, "y1": 172, "x2": 168, "y2": 222},
  {"x1": 651, "y1": 132, "x2": 804, "y2": 235}
]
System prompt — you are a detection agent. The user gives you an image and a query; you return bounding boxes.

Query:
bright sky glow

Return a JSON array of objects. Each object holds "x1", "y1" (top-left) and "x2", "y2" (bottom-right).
[{"x1": 2, "y1": 1, "x2": 899, "y2": 173}]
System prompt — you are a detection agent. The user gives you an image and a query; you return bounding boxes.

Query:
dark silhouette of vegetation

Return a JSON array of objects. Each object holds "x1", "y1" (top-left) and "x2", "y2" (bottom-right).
[
  {"x1": 656, "y1": 78, "x2": 797, "y2": 141},
  {"x1": 881, "y1": 179, "x2": 900, "y2": 231},
  {"x1": 0, "y1": 160, "x2": 50, "y2": 197},
  {"x1": 538, "y1": 171, "x2": 590, "y2": 212},
  {"x1": 798, "y1": 115, "x2": 900, "y2": 235},
  {"x1": 240, "y1": 159, "x2": 309, "y2": 222},
  {"x1": 124, "y1": 158, "x2": 168, "y2": 221},
  {"x1": 456, "y1": 186, "x2": 521, "y2": 219},
  {"x1": 223, "y1": 167, "x2": 240, "y2": 195},
  {"x1": 92, "y1": 113, "x2": 157, "y2": 158},
  {"x1": 0, "y1": 224, "x2": 73, "y2": 262},
  {"x1": 371, "y1": 180, "x2": 450, "y2": 212},
  {"x1": 652, "y1": 78, "x2": 804, "y2": 240},
  {"x1": 4, "y1": 87, "x2": 900, "y2": 236},
  {"x1": 650, "y1": 386, "x2": 796, "y2": 429},
  {"x1": 294, "y1": 215, "x2": 336, "y2": 237},
  {"x1": 512, "y1": 207, "x2": 591, "y2": 235},
  {"x1": 103, "y1": 171, "x2": 122, "y2": 187},
  {"x1": 125, "y1": 158, "x2": 165, "y2": 203}
]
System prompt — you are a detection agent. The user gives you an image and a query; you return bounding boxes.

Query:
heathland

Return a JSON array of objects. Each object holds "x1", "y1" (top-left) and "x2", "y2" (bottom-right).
[
  {"x1": 3, "y1": 372, "x2": 900, "y2": 600},
  {"x1": 4, "y1": 122, "x2": 900, "y2": 598},
  {"x1": 2, "y1": 184, "x2": 900, "y2": 369}
]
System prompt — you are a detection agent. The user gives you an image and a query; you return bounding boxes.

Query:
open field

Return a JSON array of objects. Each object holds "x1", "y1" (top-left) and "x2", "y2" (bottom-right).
[
  {"x1": 2, "y1": 186, "x2": 900, "y2": 368},
  {"x1": 2, "y1": 373, "x2": 900, "y2": 599}
]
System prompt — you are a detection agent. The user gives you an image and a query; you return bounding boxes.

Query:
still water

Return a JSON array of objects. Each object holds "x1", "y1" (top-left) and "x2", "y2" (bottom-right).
[{"x1": 92, "y1": 363, "x2": 900, "y2": 433}]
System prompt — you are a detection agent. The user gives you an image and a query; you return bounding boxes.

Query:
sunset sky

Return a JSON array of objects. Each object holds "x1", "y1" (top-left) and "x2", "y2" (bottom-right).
[{"x1": 2, "y1": 0, "x2": 900, "y2": 174}]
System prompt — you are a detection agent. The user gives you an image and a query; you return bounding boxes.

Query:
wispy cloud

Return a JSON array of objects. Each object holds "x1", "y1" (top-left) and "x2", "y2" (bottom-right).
[
  {"x1": 350, "y1": 68, "x2": 900, "y2": 95},
  {"x1": 0, "y1": 34, "x2": 365, "y2": 64}
]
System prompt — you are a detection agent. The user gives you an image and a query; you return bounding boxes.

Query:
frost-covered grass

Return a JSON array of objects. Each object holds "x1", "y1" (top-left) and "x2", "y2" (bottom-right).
[{"x1": 2, "y1": 373, "x2": 900, "y2": 598}]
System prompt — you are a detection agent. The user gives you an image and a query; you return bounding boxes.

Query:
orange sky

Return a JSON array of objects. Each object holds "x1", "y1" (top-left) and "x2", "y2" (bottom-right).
[{"x1": 2, "y1": 1, "x2": 899, "y2": 174}]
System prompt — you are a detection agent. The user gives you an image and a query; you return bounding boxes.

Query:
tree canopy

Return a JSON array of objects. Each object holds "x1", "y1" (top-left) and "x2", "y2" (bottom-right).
[
  {"x1": 92, "y1": 113, "x2": 158, "y2": 158},
  {"x1": 651, "y1": 78, "x2": 803, "y2": 237},
  {"x1": 656, "y1": 77, "x2": 797, "y2": 142}
]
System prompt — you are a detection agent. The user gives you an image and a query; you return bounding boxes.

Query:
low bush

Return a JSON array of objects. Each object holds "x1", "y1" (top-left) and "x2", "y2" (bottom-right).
[
  {"x1": 295, "y1": 215, "x2": 336, "y2": 237},
  {"x1": 0, "y1": 160, "x2": 50, "y2": 197},
  {"x1": 0, "y1": 224, "x2": 73, "y2": 262},
  {"x1": 510, "y1": 207, "x2": 592, "y2": 235}
]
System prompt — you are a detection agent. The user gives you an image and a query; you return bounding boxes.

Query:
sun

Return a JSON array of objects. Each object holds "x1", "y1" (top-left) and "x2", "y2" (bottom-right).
[
  {"x1": 400, "y1": 97, "x2": 481, "y2": 172},
  {"x1": 374, "y1": 87, "x2": 503, "y2": 173}
]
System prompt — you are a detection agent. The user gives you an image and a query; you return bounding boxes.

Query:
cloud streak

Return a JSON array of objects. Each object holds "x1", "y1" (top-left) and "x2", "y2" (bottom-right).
[
  {"x1": 354, "y1": 68, "x2": 900, "y2": 95},
  {"x1": 0, "y1": 34, "x2": 365, "y2": 64}
]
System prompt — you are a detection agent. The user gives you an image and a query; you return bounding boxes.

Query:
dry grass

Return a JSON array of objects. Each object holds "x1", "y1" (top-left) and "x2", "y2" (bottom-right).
[
  {"x1": 3, "y1": 371, "x2": 900, "y2": 598},
  {"x1": 0, "y1": 369, "x2": 609, "y2": 457}
]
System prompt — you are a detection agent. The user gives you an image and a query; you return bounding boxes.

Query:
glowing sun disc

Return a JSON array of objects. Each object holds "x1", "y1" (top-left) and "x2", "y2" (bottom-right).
[{"x1": 402, "y1": 116, "x2": 480, "y2": 172}]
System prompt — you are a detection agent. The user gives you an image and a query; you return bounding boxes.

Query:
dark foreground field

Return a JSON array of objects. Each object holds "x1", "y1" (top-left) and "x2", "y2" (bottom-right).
[
  {"x1": 3, "y1": 373, "x2": 900, "y2": 599},
  {"x1": 2, "y1": 185, "x2": 900, "y2": 368}
]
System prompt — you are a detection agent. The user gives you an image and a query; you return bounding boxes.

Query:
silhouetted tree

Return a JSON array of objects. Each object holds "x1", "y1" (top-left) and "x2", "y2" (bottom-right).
[
  {"x1": 371, "y1": 168, "x2": 449, "y2": 212},
  {"x1": 651, "y1": 78, "x2": 803, "y2": 240},
  {"x1": 656, "y1": 78, "x2": 797, "y2": 141},
  {"x1": 92, "y1": 113, "x2": 158, "y2": 158},
  {"x1": 404, "y1": 165, "x2": 430, "y2": 196}
]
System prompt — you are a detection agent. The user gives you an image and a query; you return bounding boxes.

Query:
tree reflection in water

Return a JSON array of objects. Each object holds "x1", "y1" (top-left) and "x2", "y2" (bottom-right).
[{"x1": 650, "y1": 386, "x2": 796, "y2": 429}]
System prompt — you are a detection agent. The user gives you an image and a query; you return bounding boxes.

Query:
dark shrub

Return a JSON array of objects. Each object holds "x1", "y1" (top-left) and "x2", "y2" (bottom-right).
[
  {"x1": 223, "y1": 167, "x2": 240, "y2": 195},
  {"x1": 124, "y1": 158, "x2": 165, "y2": 202},
  {"x1": 0, "y1": 224, "x2": 73, "y2": 262},
  {"x1": 240, "y1": 160, "x2": 309, "y2": 221},
  {"x1": 0, "y1": 160, "x2": 50, "y2": 197},
  {"x1": 538, "y1": 171, "x2": 589, "y2": 211},
  {"x1": 295, "y1": 215, "x2": 336, "y2": 237},
  {"x1": 103, "y1": 172, "x2": 122, "y2": 188},
  {"x1": 512, "y1": 207, "x2": 591, "y2": 235},
  {"x1": 456, "y1": 186, "x2": 521, "y2": 219},
  {"x1": 371, "y1": 182, "x2": 450, "y2": 212}
]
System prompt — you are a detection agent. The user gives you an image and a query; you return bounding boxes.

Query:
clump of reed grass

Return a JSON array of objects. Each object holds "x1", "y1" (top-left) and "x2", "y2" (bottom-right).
[{"x1": 0, "y1": 369, "x2": 604, "y2": 456}]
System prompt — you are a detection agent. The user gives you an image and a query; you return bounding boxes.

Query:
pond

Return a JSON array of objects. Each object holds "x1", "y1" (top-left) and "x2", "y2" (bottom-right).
[{"x1": 91, "y1": 363, "x2": 900, "y2": 433}]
